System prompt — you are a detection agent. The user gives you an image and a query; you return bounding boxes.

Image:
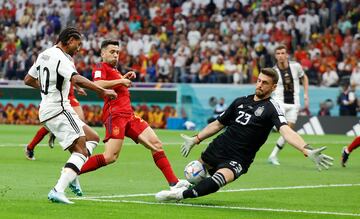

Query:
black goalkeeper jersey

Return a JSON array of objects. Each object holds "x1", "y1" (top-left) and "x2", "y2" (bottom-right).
[{"x1": 207, "y1": 94, "x2": 287, "y2": 171}]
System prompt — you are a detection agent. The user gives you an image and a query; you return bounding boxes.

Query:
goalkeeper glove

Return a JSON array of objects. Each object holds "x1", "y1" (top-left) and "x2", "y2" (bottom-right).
[
  {"x1": 305, "y1": 146, "x2": 334, "y2": 171},
  {"x1": 180, "y1": 134, "x2": 200, "y2": 157}
]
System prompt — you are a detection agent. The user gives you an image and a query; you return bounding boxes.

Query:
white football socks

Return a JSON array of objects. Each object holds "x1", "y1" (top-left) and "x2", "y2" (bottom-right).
[
  {"x1": 86, "y1": 141, "x2": 98, "y2": 156},
  {"x1": 54, "y1": 152, "x2": 87, "y2": 192}
]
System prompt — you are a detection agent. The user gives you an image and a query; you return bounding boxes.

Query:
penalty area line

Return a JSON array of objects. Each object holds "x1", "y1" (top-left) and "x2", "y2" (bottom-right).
[
  {"x1": 76, "y1": 198, "x2": 360, "y2": 217},
  {"x1": 73, "y1": 183, "x2": 360, "y2": 199}
]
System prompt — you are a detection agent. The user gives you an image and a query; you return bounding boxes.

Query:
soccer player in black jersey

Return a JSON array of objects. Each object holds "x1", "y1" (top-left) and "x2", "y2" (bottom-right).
[{"x1": 155, "y1": 68, "x2": 333, "y2": 202}]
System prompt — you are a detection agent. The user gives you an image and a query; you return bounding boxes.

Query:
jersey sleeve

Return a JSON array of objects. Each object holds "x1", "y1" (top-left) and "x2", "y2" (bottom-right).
[
  {"x1": 59, "y1": 59, "x2": 78, "y2": 80},
  {"x1": 296, "y1": 62, "x2": 305, "y2": 78},
  {"x1": 217, "y1": 98, "x2": 239, "y2": 126},
  {"x1": 269, "y1": 99, "x2": 287, "y2": 130},
  {"x1": 92, "y1": 64, "x2": 106, "y2": 81},
  {"x1": 27, "y1": 63, "x2": 38, "y2": 79}
]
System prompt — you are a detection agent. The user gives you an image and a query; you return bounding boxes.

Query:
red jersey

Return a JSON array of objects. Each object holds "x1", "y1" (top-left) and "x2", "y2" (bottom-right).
[
  {"x1": 92, "y1": 62, "x2": 133, "y2": 119},
  {"x1": 68, "y1": 84, "x2": 81, "y2": 107},
  {"x1": 68, "y1": 83, "x2": 75, "y2": 98}
]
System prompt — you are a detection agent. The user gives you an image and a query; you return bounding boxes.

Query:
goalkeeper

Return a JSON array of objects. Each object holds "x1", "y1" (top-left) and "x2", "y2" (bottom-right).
[{"x1": 156, "y1": 68, "x2": 334, "y2": 201}]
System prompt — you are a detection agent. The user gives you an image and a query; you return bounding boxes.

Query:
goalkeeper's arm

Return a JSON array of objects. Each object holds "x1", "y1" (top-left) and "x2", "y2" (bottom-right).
[
  {"x1": 279, "y1": 125, "x2": 333, "y2": 170},
  {"x1": 195, "y1": 120, "x2": 224, "y2": 144},
  {"x1": 279, "y1": 125, "x2": 309, "y2": 155},
  {"x1": 180, "y1": 120, "x2": 224, "y2": 157}
]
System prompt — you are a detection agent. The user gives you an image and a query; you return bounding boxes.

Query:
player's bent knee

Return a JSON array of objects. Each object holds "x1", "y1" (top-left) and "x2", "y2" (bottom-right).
[
  {"x1": 217, "y1": 168, "x2": 236, "y2": 183},
  {"x1": 103, "y1": 152, "x2": 119, "y2": 164},
  {"x1": 90, "y1": 134, "x2": 100, "y2": 143},
  {"x1": 152, "y1": 140, "x2": 163, "y2": 150},
  {"x1": 83, "y1": 126, "x2": 100, "y2": 142}
]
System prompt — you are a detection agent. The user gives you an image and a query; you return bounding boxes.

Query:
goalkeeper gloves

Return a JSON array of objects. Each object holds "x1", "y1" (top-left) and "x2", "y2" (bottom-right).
[
  {"x1": 305, "y1": 146, "x2": 334, "y2": 171},
  {"x1": 180, "y1": 134, "x2": 201, "y2": 157}
]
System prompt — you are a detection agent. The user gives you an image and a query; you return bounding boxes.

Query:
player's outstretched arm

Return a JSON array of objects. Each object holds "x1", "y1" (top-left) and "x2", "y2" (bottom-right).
[
  {"x1": 180, "y1": 120, "x2": 224, "y2": 157},
  {"x1": 94, "y1": 78, "x2": 132, "y2": 89},
  {"x1": 72, "y1": 74, "x2": 117, "y2": 99},
  {"x1": 24, "y1": 74, "x2": 40, "y2": 89},
  {"x1": 74, "y1": 84, "x2": 87, "y2": 96},
  {"x1": 279, "y1": 125, "x2": 333, "y2": 171},
  {"x1": 302, "y1": 74, "x2": 309, "y2": 109}
]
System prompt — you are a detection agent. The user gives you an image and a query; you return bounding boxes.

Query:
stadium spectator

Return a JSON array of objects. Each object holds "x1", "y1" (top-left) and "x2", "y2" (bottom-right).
[
  {"x1": 350, "y1": 63, "x2": 360, "y2": 89},
  {"x1": 337, "y1": 81, "x2": 357, "y2": 116},
  {"x1": 4, "y1": 103, "x2": 16, "y2": 124},
  {"x1": 156, "y1": 52, "x2": 173, "y2": 82},
  {"x1": 0, "y1": 0, "x2": 359, "y2": 86},
  {"x1": 212, "y1": 55, "x2": 226, "y2": 83},
  {"x1": 0, "y1": 103, "x2": 5, "y2": 124},
  {"x1": 151, "y1": 105, "x2": 165, "y2": 129},
  {"x1": 318, "y1": 99, "x2": 333, "y2": 116},
  {"x1": 207, "y1": 97, "x2": 227, "y2": 124},
  {"x1": 25, "y1": 104, "x2": 38, "y2": 125},
  {"x1": 188, "y1": 56, "x2": 200, "y2": 83},
  {"x1": 173, "y1": 42, "x2": 190, "y2": 83},
  {"x1": 321, "y1": 65, "x2": 339, "y2": 87},
  {"x1": 145, "y1": 59, "x2": 157, "y2": 82}
]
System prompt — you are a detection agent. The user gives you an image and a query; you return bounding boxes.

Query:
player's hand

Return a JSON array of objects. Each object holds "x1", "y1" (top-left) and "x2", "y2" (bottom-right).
[
  {"x1": 306, "y1": 146, "x2": 334, "y2": 171},
  {"x1": 120, "y1": 79, "x2": 132, "y2": 88},
  {"x1": 124, "y1": 71, "x2": 136, "y2": 80},
  {"x1": 180, "y1": 134, "x2": 197, "y2": 157},
  {"x1": 103, "y1": 89, "x2": 117, "y2": 100},
  {"x1": 76, "y1": 87, "x2": 87, "y2": 96}
]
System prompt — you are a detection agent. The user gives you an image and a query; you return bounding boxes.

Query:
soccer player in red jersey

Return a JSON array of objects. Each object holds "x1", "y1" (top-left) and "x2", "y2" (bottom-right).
[
  {"x1": 341, "y1": 136, "x2": 360, "y2": 167},
  {"x1": 25, "y1": 84, "x2": 99, "y2": 161},
  {"x1": 79, "y1": 39, "x2": 189, "y2": 189}
]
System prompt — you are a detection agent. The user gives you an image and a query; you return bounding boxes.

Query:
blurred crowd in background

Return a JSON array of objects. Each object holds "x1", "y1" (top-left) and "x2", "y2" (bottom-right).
[
  {"x1": 0, "y1": 0, "x2": 359, "y2": 88},
  {"x1": 0, "y1": 102, "x2": 177, "y2": 127}
]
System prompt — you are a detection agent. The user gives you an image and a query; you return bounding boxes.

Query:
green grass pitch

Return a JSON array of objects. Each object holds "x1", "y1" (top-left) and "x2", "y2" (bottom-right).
[{"x1": 0, "y1": 124, "x2": 359, "y2": 219}]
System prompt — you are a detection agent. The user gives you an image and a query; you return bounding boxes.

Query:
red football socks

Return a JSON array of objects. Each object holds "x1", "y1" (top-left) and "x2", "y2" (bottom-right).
[
  {"x1": 348, "y1": 136, "x2": 360, "y2": 153},
  {"x1": 152, "y1": 151, "x2": 178, "y2": 185},
  {"x1": 27, "y1": 127, "x2": 49, "y2": 150},
  {"x1": 79, "y1": 154, "x2": 107, "y2": 174}
]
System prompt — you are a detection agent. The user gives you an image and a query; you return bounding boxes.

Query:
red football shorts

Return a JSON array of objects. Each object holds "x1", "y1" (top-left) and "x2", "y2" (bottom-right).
[
  {"x1": 69, "y1": 96, "x2": 80, "y2": 107},
  {"x1": 103, "y1": 115, "x2": 148, "y2": 143}
]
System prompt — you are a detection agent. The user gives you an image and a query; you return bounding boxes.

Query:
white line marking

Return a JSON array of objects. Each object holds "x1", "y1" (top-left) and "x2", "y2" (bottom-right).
[
  {"x1": 76, "y1": 198, "x2": 360, "y2": 217},
  {"x1": 221, "y1": 183, "x2": 360, "y2": 193},
  {"x1": 74, "y1": 183, "x2": 360, "y2": 199}
]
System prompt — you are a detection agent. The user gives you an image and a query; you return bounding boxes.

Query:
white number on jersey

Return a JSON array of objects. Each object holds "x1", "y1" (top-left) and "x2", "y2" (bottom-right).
[
  {"x1": 36, "y1": 65, "x2": 50, "y2": 95},
  {"x1": 235, "y1": 111, "x2": 251, "y2": 125}
]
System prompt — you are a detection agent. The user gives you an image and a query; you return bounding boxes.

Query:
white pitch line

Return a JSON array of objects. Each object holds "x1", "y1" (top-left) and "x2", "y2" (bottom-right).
[
  {"x1": 73, "y1": 183, "x2": 360, "y2": 200},
  {"x1": 220, "y1": 183, "x2": 360, "y2": 193},
  {"x1": 76, "y1": 198, "x2": 360, "y2": 217}
]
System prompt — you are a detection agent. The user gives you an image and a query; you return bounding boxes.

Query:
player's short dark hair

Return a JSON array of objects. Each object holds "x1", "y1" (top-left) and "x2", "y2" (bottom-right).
[
  {"x1": 261, "y1": 68, "x2": 279, "y2": 84},
  {"x1": 275, "y1": 44, "x2": 287, "y2": 53},
  {"x1": 56, "y1": 27, "x2": 81, "y2": 45},
  {"x1": 101, "y1": 40, "x2": 119, "y2": 50}
]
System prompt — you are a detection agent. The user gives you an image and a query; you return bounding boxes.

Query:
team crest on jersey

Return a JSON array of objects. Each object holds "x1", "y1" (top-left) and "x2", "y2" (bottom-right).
[
  {"x1": 113, "y1": 126, "x2": 120, "y2": 136},
  {"x1": 254, "y1": 106, "x2": 264, "y2": 116}
]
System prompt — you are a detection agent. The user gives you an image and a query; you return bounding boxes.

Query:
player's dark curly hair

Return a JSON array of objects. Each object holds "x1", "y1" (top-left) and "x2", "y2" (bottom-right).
[
  {"x1": 56, "y1": 27, "x2": 81, "y2": 45},
  {"x1": 101, "y1": 40, "x2": 119, "y2": 50},
  {"x1": 261, "y1": 68, "x2": 279, "y2": 84}
]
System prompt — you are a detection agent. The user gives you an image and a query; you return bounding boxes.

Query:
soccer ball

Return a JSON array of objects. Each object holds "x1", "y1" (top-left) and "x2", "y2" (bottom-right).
[{"x1": 184, "y1": 160, "x2": 207, "y2": 184}]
